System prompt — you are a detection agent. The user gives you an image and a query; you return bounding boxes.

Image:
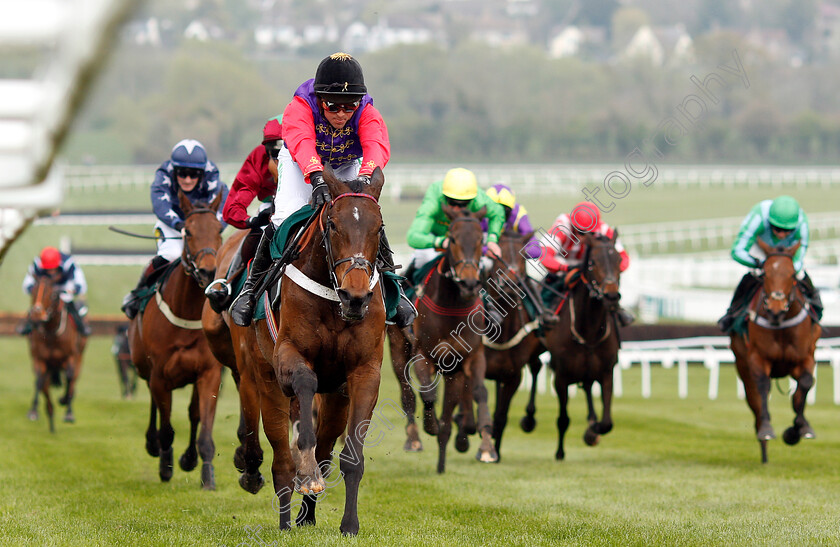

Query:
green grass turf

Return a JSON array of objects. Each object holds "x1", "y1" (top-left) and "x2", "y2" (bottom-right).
[{"x1": 1, "y1": 336, "x2": 839, "y2": 546}]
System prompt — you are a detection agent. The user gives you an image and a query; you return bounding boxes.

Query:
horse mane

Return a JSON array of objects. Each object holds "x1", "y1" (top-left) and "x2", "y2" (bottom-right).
[{"x1": 345, "y1": 178, "x2": 366, "y2": 193}]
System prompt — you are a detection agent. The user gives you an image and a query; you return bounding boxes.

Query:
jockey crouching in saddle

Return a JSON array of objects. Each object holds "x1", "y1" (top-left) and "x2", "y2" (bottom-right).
[
  {"x1": 402, "y1": 168, "x2": 521, "y2": 325},
  {"x1": 204, "y1": 116, "x2": 283, "y2": 313},
  {"x1": 539, "y1": 201, "x2": 635, "y2": 327},
  {"x1": 121, "y1": 139, "x2": 229, "y2": 319},
  {"x1": 228, "y1": 52, "x2": 416, "y2": 328},
  {"x1": 19, "y1": 246, "x2": 91, "y2": 336},
  {"x1": 717, "y1": 195, "x2": 823, "y2": 333}
]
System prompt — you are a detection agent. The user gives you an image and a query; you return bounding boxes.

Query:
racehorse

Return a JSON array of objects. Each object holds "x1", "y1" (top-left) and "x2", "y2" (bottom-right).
[
  {"x1": 202, "y1": 229, "x2": 267, "y2": 495},
  {"x1": 539, "y1": 231, "x2": 623, "y2": 460},
  {"x1": 26, "y1": 272, "x2": 87, "y2": 432},
  {"x1": 409, "y1": 204, "x2": 498, "y2": 473},
  {"x1": 250, "y1": 168, "x2": 387, "y2": 535},
  {"x1": 730, "y1": 238, "x2": 822, "y2": 463},
  {"x1": 482, "y1": 230, "x2": 545, "y2": 460},
  {"x1": 112, "y1": 324, "x2": 137, "y2": 399},
  {"x1": 128, "y1": 190, "x2": 224, "y2": 489}
]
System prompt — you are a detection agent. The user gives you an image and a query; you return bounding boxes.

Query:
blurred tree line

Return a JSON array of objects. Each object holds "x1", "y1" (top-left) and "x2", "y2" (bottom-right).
[{"x1": 63, "y1": 31, "x2": 840, "y2": 167}]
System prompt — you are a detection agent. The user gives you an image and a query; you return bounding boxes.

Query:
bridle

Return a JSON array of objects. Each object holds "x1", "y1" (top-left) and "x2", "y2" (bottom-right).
[
  {"x1": 180, "y1": 207, "x2": 220, "y2": 279},
  {"x1": 444, "y1": 216, "x2": 482, "y2": 284},
  {"x1": 29, "y1": 275, "x2": 65, "y2": 332},
  {"x1": 320, "y1": 192, "x2": 381, "y2": 294},
  {"x1": 580, "y1": 237, "x2": 619, "y2": 305},
  {"x1": 757, "y1": 252, "x2": 800, "y2": 317}
]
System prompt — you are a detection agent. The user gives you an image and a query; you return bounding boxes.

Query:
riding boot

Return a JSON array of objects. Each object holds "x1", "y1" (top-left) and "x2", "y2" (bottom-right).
[
  {"x1": 16, "y1": 319, "x2": 32, "y2": 335},
  {"x1": 717, "y1": 272, "x2": 760, "y2": 333},
  {"x1": 799, "y1": 271, "x2": 824, "y2": 321},
  {"x1": 522, "y1": 277, "x2": 559, "y2": 328},
  {"x1": 122, "y1": 255, "x2": 170, "y2": 319},
  {"x1": 205, "y1": 229, "x2": 261, "y2": 313},
  {"x1": 378, "y1": 230, "x2": 417, "y2": 329},
  {"x1": 229, "y1": 224, "x2": 276, "y2": 327},
  {"x1": 68, "y1": 301, "x2": 92, "y2": 337},
  {"x1": 483, "y1": 295, "x2": 505, "y2": 326},
  {"x1": 400, "y1": 259, "x2": 417, "y2": 291}
]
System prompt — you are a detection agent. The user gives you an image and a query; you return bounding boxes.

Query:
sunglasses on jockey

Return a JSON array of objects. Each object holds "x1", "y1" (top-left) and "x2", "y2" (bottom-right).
[
  {"x1": 174, "y1": 167, "x2": 204, "y2": 180},
  {"x1": 322, "y1": 99, "x2": 361, "y2": 113},
  {"x1": 445, "y1": 197, "x2": 471, "y2": 208}
]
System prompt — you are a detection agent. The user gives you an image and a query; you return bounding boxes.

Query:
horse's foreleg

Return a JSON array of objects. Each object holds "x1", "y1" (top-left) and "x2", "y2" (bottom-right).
[
  {"x1": 436, "y1": 373, "x2": 462, "y2": 474},
  {"x1": 413, "y1": 353, "x2": 439, "y2": 436},
  {"x1": 196, "y1": 365, "x2": 222, "y2": 490},
  {"x1": 179, "y1": 386, "x2": 199, "y2": 473},
  {"x1": 586, "y1": 371, "x2": 615, "y2": 446},
  {"x1": 29, "y1": 366, "x2": 45, "y2": 421},
  {"x1": 584, "y1": 382, "x2": 597, "y2": 426},
  {"x1": 282, "y1": 352, "x2": 324, "y2": 498},
  {"x1": 470, "y1": 351, "x2": 498, "y2": 464},
  {"x1": 785, "y1": 364, "x2": 816, "y2": 445},
  {"x1": 555, "y1": 374, "x2": 571, "y2": 461},
  {"x1": 150, "y1": 375, "x2": 174, "y2": 481},
  {"x1": 453, "y1": 378, "x2": 474, "y2": 454},
  {"x1": 144, "y1": 393, "x2": 160, "y2": 457},
  {"x1": 520, "y1": 355, "x2": 542, "y2": 433},
  {"x1": 339, "y1": 367, "x2": 381, "y2": 536},
  {"x1": 492, "y1": 374, "x2": 521, "y2": 461},
  {"x1": 748, "y1": 355, "x2": 775, "y2": 442}
]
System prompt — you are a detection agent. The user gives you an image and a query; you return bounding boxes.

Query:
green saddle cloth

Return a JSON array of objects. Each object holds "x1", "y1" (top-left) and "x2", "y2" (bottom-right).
[
  {"x1": 136, "y1": 259, "x2": 181, "y2": 315},
  {"x1": 257, "y1": 204, "x2": 402, "y2": 321},
  {"x1": 404, "y1": 255, "x2": 443, "y2": 301}
]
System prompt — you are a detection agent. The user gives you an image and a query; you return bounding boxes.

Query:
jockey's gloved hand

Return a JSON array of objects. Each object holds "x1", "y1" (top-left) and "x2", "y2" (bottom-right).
[
  {"x1": 310, "y1": 171, "x2": 331, "y2": 208},
  {"x1": 247, "y1": 208, "x2": 272, "y2": 228},
  {"x1": 355, "y1": 174, "x2": 371, "y2": 185},
  {"x1": 59, "y1": 291, "x2": 74, "y2": 303}
]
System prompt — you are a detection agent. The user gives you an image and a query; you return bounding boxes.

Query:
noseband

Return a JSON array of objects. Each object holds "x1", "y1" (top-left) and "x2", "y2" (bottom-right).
[
  {"x1": 444, "y1": 216, "x2": 482, "y2": 283},
  {"x1": 320, "y1": 193, "x2": 381, "y2": 293},
  {"x1": 181, "y1": 207, "x2": 219, "y2": 279}
]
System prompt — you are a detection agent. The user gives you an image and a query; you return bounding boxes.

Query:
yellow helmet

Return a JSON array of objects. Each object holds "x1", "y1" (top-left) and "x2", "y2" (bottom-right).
[
  {"x1": 442, "y1": 168, "x2": 478, "y2": 201},
  {"x1": 485, "y1": 184, "x2": 516, "y2": 209}
]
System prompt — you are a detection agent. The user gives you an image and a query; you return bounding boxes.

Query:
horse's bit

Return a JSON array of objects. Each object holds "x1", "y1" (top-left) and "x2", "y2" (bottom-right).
[{"x1": 444, "y1": 216, "x2": 482, "y2": 283}]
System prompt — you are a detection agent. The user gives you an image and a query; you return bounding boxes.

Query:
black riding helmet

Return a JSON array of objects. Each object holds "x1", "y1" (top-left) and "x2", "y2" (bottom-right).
[{"x1": 314, "y1": 52, "x2": 366, "y2": 103}]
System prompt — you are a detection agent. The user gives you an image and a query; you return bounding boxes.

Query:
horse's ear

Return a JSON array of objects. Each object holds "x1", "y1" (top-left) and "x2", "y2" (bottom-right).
[
  {"x1": 611, "y1": 228, "x2": 619, "y2": 241},
  {"x1": 322, "y1": 164, "x2": 350, "y2": 198},
  {"x1": 209, "y1": 190, "x2": 222, "y2": 212},
  {"x1": 474, "y1": 205, "x2": 487, "y2": 220},
  {"x1": 178, "y1": 190, "x2": 192, "y2": 215},
  {"x1": 756, "y1": 237, "x2": 772, "y2": 256},
  {"x1": 366, "y1": 167, "x2": 385, "y2": 201},
  {"x1": 788, "y1": 241, "x2": 801, "y2": 256}
]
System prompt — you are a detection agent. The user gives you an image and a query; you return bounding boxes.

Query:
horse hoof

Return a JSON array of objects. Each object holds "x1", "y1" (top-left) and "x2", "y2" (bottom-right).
[
  {"x1": 58, "y1": 396, "x2": 69, "y2": 406},
  {"x1": 455, "y1": 434, "x2": 470, "y2": 453},
  {"x1": 28, "y1": 410, "x2": 38, "y2": 421},
  {"x1": 757, "y1": 424, "x2": 776, "y2": 441},
  {"x1": 179, "y1": 451, "x2": 198, "y2": 472},
  {"x1": 799, "y1": 425, "x2": 816, "y2": 439},
  {"x1": 146, "y1": 440, "x2": 160, "y2": 458},
  {"x1": 475, "y1": 448, "x2": 499, "y2": 463},
  {"x1": 423, "y1": 414, "x2": 439, "y2": 436},
  {"x1": 782, "y1": 427, "x2": 801, "y2": 446},
  {"x1": 200, "y1": 462, "x2": 215, "y2": 490},
  {"x1": 239, "y1": 471, "x2": 265, "y2": 494},
  {"x1": 295, "y1": 475, "x2": 326, "y2": 495},
  {"x1": 583, "y1": 428, "x2": 600, "y2": 447},
  {"x1": 555, "y1": 450, "x2": 565, "y2": 461},
  {"x1": 233, "y1": 446, "x2": 247, "y2": 472},
  {"x1": 520, "y1": 415, "x2": 536, "y2": 433},
  {"x1": 403, "y1": 438, "x2": 423, "y2": 452},
  {"x1": 159, "y1": 448, "x2": 174, "y2": 482},
  {"x1": 63, "y1": 412, "x2": 75, "y2": 424}
]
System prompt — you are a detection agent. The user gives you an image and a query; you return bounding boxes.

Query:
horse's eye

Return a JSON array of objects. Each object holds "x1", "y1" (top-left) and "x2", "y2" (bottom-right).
[
  {"x1": 184, "y1": 229, "x2": 192, "y2": 237},
  {"x1": 327, "y1": 219, "x2": 337, "y2": 232}
]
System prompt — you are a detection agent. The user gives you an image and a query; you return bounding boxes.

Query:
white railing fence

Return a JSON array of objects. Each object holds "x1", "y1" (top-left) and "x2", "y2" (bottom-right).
[{"x1": 520, "y1": 337, "x2": 840, "y2": 405}]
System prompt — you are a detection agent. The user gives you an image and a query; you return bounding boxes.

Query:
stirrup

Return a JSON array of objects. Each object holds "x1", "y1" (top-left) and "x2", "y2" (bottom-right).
[{"x1": 205, "y1": 278, "x2": 231, "y2": 298}]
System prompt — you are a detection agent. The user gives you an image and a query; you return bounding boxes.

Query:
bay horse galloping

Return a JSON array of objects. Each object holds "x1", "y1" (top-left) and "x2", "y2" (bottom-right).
[
  {"x1": 26, "y1": 273, "x2": 87, "y2": 432},
  {"x1": 411, "y1": 204, "x2": 498, "y2": 473},
  {"x1": 202, "y1": 229, "x2": 266, "y2": 495},
  {"x1": 129, "y1": 190, "x2": 224, "y2": 489},
  {"x1": 483, "y1": 230, "x2": 545, "y2": 461},
  {"x1": 252, "y1": 168, "x2": 387, "y2": 535},
  {"x1": 541, "y1": 231, "x2": 622, "y2": 461},
  {"x1": 730, "y1": 239, "x2": 822, "y2": 463}
]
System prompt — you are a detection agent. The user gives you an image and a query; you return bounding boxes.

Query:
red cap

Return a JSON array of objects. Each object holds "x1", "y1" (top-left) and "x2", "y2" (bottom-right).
[
  {"x1": 262, "y1": 116, "x2": 283, "y2": 144},
  {"x1": 570, "y1": 202, "x2": 601, "y2": 232},
  {"x1": 40, "y1": 246, "x2": 61, "y2": 269}
]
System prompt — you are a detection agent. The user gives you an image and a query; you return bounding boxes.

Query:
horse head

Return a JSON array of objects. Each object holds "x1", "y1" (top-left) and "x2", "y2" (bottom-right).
[
  {"x1": 178, "y1": 190, "x2": 223, "y2": 289},
  {"x1": 321, "y1": 166, "x2": 385, "y2": 322},
  {"x1": 756, "y1": 238, "x2": 800, "y2": 325},
  {"x1": 28, "y1": 272, "x2": 62, "y2": 327},
  {"x1": 442, "y1": 204, "x2": 486, "y2": 299},
  {"x1": 582, "y1": 230, "x2": 622, "y2": 309}
]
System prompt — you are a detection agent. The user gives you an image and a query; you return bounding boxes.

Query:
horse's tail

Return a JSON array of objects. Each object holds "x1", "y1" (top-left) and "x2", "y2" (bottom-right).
[{"x1": 49, "y1": 368, "x2": 62, "y2": 387}]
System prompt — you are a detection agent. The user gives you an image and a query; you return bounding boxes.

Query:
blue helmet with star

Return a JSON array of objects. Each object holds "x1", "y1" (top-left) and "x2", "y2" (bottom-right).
[{"x1": 170, "y1": 139, "x2": 208, "y2": 169}]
